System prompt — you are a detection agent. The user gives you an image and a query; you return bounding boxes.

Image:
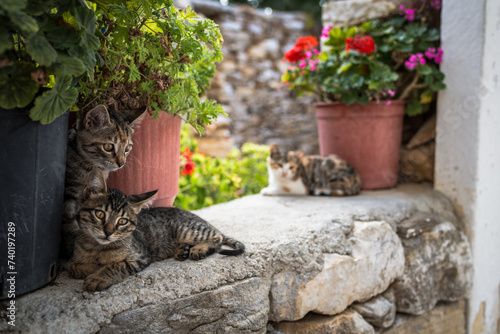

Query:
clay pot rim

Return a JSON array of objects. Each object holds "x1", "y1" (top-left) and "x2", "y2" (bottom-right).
[{"x1": 314, "y1": 100, "x2": 406, "y2": 108}]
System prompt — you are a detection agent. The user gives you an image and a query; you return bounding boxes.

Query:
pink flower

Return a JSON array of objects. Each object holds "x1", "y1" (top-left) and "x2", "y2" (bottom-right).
[
  {"x1": 299, "y1": 61, "x2": 306, "y2": 69},
  {"x1": 424, "y1": 47, "x2": 444, "y2": 64},
  {"x1": 405, "y1": 53, "x2": 425, "y2": 69},
  {"x1": 309, "y1": 59, "x2": 319, "y2": 71},
  {"x1": 387, "y1": 89, "x2": 395, "y2": 97},
  {"x1": 313, "y1": 49, "x2": 320, "y2": 55},
  {"x1": 305, "y1": 51, "x2": 313, "y2": 58},
  {"x1": 404, "y1": 9, "x2": 417, "y2": 21},
  {"x1": 386, "y1": 101, "x2": 392, "y2": 105},
  {"x1": 321, "y1": 24, "x2": 332, "y2": 39}
]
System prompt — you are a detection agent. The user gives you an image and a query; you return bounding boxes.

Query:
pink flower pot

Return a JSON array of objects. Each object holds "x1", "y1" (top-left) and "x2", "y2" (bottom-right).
[
  {"x1": 315, "y1": 101, "x2": 405, "y2": 190},
  {"x1": 107, "y1": 112, "x2": 182, "y2": 207}
]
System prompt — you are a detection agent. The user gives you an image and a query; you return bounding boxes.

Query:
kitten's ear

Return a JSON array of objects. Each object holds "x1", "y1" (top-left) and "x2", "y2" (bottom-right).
[
  {"x1": 83, "y1": 105, "x2": 111, "y2": 131},
  {"x1": 126, "y1": 107, "x2": 147, "y2": 127},
  {"x1": 128, "y1": 190, "x2": 158, "y2": 214},
  {"x1": 296, "y1": 151, "x2": 304, "y2": 159},
  {"x1": 84, "y1": 170, "x2": 108, "y2": 199},
  {"x1": 270, "y1": 144, "x2": 280, "y2": 155},
  {"x1": 270, "y1": 144, "x2": 282, "y2": 160}
]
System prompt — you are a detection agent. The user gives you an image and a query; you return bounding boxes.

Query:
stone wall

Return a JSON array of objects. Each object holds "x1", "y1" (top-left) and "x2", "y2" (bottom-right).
[
  {"x1": 190, "y1": 0, "x2": 320, "y2": 155},
  {"x1": 4, "y1": 185, "x2": 472, "y2": 333}
]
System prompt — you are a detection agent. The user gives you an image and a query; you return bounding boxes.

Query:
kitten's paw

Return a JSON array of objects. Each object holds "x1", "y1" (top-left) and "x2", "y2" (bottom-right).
[
  {"x1": 189, "y1": 244, "x2": 212, "y2": 261},
  {"x1": 174, "y1": 244, "x2": 192, "y2": 261},
  {"x1": 84, "y1": 275, "x2": 111, "y2": 292},
  {"x1": 260, "y1": 187, "x2": 278, "y2": 196},
  {"x1": 69, "y1": 263, "x2": 99, "y2": 279}
]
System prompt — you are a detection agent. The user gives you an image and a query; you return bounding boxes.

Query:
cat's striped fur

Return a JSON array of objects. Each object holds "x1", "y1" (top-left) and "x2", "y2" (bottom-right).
[
  {"x1": 69, "y1": 171, "x2": 245, "y2": 292},
  {"x1": 260, "y1": 144, "x2": 362, "y2": 196},
  {"x1": 61, "y1": 105, "x2": 144, "y2": 258}
]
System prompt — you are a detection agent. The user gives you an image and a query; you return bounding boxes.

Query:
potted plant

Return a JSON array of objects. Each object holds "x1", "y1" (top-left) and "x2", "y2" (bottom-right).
[
  {"x1": 0, "y1": 0, "x2": 99, "y2": 297},
  {"x1": 78, "y1": 0, "x2": 225, "y2": 206},
  {"x1": 281, "y1": 0, "x2": 445, "y2": 189}
]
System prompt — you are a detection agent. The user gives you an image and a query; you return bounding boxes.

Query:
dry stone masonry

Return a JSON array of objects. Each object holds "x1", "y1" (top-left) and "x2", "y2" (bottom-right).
[
  {"x1": 190, "y1": 0, "x2": 320, "y2": 155},
  {"x1": 2, "y1": 185, "x2": 472, "y2": 333}
]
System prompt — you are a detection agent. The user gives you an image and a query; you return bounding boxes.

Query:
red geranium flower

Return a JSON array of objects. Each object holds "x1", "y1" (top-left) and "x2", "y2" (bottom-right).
[
  {"x1": 345, "y1": 35, "x2": 376, "y2": 55},
  {"x1": 284, "y1": 46, "x2": 305, "y2": 63},
  {"x1": 283, "y1": 36, "x2": 319, "y2": 63},
  {"x1": 181, "y1": 160, "x2": 195, "y2": 176},
  {"x1": 180, "y1": 148, "x2": 195, "y2": 176},
  {"x1": 294, "y1": 36, "x2": 319, "y2": 51}
]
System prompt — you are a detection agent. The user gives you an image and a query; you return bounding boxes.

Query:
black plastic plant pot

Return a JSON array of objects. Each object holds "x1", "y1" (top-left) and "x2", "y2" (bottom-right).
[{"x1": 0, "y1": 104, "x2": 68, "y2": 299}]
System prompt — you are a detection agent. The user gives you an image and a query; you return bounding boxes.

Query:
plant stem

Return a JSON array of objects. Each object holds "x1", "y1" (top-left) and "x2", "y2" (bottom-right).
[{"x1": 398, "y1": 71, "x2": 420, "y2": 101}]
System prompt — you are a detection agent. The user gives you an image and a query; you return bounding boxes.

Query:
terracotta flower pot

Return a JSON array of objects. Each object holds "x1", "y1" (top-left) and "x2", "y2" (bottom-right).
[
  {"x1": 107, "y1": 112, "x2": 182, "y2": 207},
  {"x1": 314, "y1": 101, "x2": 405, "y2": 190}
]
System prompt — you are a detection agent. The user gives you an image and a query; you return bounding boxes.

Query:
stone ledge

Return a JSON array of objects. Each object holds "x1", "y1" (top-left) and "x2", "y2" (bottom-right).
[{"x1": 1, "y1": 184, "x2": 472, "y2": 333}]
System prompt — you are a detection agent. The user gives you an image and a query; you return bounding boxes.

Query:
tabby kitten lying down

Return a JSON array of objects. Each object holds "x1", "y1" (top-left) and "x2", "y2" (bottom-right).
[
  {"x1": 260, "y1": 144, "x2": 362, "y2": 196},
  {"x1": 70, "y1": 172, "x2": 245, "y2": 292}
]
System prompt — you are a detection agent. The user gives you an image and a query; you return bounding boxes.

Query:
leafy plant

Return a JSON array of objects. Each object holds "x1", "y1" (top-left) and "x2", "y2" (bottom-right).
[
  {"x1": 0, "y1": 0, "x2": 100, "y2": 124},
  {"x1": 175, "y1": 125, "x2": 269, "y2": 210},
  {"x1": 281, "y1": 0, "x2": 445, "y2": 116},
  {"x1": 78, "y1": 0, "x2": 225, "y2": 133}
]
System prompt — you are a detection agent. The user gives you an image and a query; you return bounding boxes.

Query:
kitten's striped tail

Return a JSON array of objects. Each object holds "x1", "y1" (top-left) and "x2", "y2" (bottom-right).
[{"x1": 219, "y1": 236, "x2": 245, "y2": 256}]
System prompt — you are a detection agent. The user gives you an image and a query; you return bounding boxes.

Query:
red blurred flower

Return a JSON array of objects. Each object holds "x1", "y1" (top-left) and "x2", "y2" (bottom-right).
[
  {"x1": 180, "y1": 148, "x2": 195, "y2": 176},
  {"x1": 181, "y1": 160, "x2": 195, "y2": 176},
  {"x1": 283, "y1": 36, "x2": 319, "y2": 63},
  {"x1": 345, "y1": 35, "x2": 376, "y2": 55},
  {"x1": 294, "y1": 36, "x2": 319, "y2": 50},
  {"x1": 284, "y1": 46, "x2": 305, "y2": 63}
]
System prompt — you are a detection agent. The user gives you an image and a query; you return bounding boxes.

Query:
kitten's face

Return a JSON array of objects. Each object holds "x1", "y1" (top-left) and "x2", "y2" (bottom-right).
[
  {"x1": 77, "y1": 106, "x2": 143, "y2": 171},
  {"x1": 79, "y1": 189, "x2": 138, "y2": 245},
  {"x1": 268, "y1": 145, "x2": 301, "y2": 180},
  {"x1": 80, "y1": 171, "x2": 157, "y2": 245}
]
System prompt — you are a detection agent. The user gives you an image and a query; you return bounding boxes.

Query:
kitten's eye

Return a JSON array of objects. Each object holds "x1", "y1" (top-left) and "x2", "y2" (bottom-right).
[
  {"x1": 103, "y1": 143, "x2": 114, "y2": 152},
  {"x1": 125, "y1": 144, "x2": 132, "y2": 153},
  {"x1": 94, "y1": 210, "x2": 105, "y2": 219},
  {"x1": 117, "y1": 218, "x2": 128, "y2": 226}
]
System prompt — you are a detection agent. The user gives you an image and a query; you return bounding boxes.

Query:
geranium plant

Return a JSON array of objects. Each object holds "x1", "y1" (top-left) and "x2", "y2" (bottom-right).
[
  {"x1": 78, "y1": 0, "x2": 225, "y2": 133},
  {"x1": 282, "y1": 0, "x2": 445, "y2": 116},
  {"x1": 0, "y1": 0, "x2": 100, "y2": 124}
]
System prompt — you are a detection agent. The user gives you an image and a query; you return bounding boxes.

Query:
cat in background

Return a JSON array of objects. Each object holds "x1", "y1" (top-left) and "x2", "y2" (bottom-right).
[
  {"x1": 61, "y1": 105, "x2": 145, "y2": 258},
  {"x1": 69, "y1": 171, "x2": 245, "y2": 292},
  {"x1": 260, "y1": 144, "x2": 362, "y2": 196}
]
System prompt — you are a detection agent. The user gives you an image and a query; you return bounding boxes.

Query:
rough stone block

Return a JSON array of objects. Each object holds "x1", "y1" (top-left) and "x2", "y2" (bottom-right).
[
  {"x1": 323, "y1": 0, "x2": 397, "y2": 27},
  {"x1": 100, "y1": 277, "x2": 270, "y2": 334},
  {"x1": 393, "y1": 213, "x2": 473, "y2": 315},
  {"x1": 269, "y1": 221, "x2": 404, "y2": 322},
  {"x1": 352, "y1": 290, "x2": 396, "y2": 328},
  {"x1": 274, "y1": 310, "x2": 375, "y2": 334},
  {"x1": 379, "y1": 301, "x2": 466, "y2": 334}
]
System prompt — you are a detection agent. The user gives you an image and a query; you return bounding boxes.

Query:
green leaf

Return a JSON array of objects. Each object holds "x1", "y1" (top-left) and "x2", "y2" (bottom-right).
[
  {"x1": 418, "y1": 64, "x2": 432, "y2": 75},
  {"x1": 429, "y1": 81, "x2": 446, "y2": 91},
  {"x1": 73, "y1": 5, "x2": 100, "y2": 50},
  {"x1": 128, "y1": 60, "x2": 141, "y2": 82},
  {"x1": 0, "y1": 0, "x2": 27, "y2": 13},
  {"x1": 406, "y1": 99, "x2": 424, "y2": 116},
  {"x1": 9, "y1": 10, "x2": 39, "y2": 34},
  {"x1": 0, "y1": 62, "x2": 39, "y2": 109},
  {"x1": 0, "y1": 26, "x2": 12, "y2": 53},
  {"x1": 420, "y1": 89, "x2": 434, "y2": 104},
  {"x1": 49, "y1": 55, "x2": 86, "y2": 77},
  {"x1": 45, "y1": 26, "x2": 81, "y2": 49},
  {"x1": 29, "y1": 76, "x2": 78, "y2": 124},
  {"x1": 26, "y1": 34, "x2": 58, "y2": 66}
]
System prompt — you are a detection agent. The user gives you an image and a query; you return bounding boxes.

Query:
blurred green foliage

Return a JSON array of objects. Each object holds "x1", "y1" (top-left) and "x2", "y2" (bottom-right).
[{"x1": 174, "y1": 124, "x2": 270, "y2": 210}]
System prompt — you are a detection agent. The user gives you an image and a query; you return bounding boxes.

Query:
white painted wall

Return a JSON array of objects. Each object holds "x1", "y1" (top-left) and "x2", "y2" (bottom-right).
[{"x1": 436, "y1": 0, "x2": 500, "y2": 333}]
